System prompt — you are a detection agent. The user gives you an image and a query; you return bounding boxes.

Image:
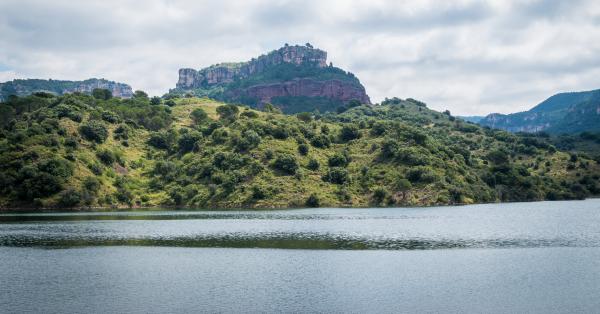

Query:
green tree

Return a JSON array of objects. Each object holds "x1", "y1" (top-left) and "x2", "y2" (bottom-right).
[
  {"x1": 191, "y1": 108, "x2": 208, "y2": 124},
  {"x1": 79, "y1": 121, "x2": 108, "y2": 143},
  {"x1": 273, "y1": 154, "x2": 298, "y2": 175}
]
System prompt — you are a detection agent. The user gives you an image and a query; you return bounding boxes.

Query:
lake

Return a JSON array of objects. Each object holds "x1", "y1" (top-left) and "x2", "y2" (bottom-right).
[{"x1": 1, "y1": 199, "x2": 599, "y2": 313}]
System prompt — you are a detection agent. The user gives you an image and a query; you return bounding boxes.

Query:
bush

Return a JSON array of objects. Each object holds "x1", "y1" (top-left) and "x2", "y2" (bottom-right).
[
  {"x1": 305, "y1": 193, "x2": 320, "y2": 207},
  {"x1": 310, "y1": 134, "x2": 331, "y2": 148},
  {"x1": 82, "y1": 177, "x2": 101, "y2": 193},
  {"x1": 322, "y1": 167, "x2": 350, "y2": 184},
  {"x1": 92, "y1": 88, "x2": 112, "y2": 100},
  {"x1": 251, "y1": 185, "x2": 268, "y2": 200},
  {"x1": 96, "y1": 149, "x2": 116, "y2": 165},
  {"x1": 340, "y1": 124, "x2": 361, "y2": 142},
  {"x1": 328, "y1": 152, "x2": 350, "y2": 167},
  {"x1": 307, "y1": 158, "x2": 320, "y2": 170},
  {"x1": 150, "y1": 96, "x2": 161, "y2": 106},
  {"x1": 191, "y1": 108, "x2": 208, "y2": 124},
  {"x1": 79, "y1": 121, "x2": 108, "y2": 143},
  {"x1": 178, "y1": 131, "x2": 202, "y2": 153},
  {"x1": 216, "y1": 104, "x2": 239, "y2": 123},
  {"x1": 296, "y1": 112, "x2": 312, "y2": 123},
  {"x1": 406, "y1": 166, "x2": 438, "y2": 184},
  {"x1": 372, "y1": 187, "x2": 388, "y2": 204},
  {"x1": 298, "y1": 143, "x2": 309, "y2": 155},
  {"x1": 233, "y1": 130, "x2": 261, "y2": 151},
  {"x1": 101, "y1": 111, "x2": 120, "y2": 124},
  {"x1": 273, "y1": 154, "x2": 298, "y2": 175},
  {"x1": 58, "y1": 189, "x2": 82, "y2": 207}
]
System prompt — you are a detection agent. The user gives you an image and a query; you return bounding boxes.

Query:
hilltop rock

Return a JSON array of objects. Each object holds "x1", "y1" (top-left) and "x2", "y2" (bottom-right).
[{"x1": 172, "y1": 44, "x2": 370, "y2": 113}]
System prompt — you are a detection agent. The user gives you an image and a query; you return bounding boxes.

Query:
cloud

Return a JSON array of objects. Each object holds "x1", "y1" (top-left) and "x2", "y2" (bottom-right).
[{"x1": 0, "y1": 0, "x2": 599, "y2": 115}]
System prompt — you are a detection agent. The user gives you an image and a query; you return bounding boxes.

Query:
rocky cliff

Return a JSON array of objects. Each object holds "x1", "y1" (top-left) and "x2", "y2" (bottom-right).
[
  {"x1": 0, "y1": 78, "x2": 133, "y2": 100},
  {"x1": 478, "y1": 89, "x2": 600, "y2": 134},
  {"x1": 173, "y1": 44, "x2": 370, "y2": 112}
]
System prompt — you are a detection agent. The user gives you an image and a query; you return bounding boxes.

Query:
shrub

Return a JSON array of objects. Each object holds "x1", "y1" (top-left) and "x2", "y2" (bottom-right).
[
  {"x1": 307, "y1": 158, "x2": 320, "y2": 170},
  {"x1": 101, "y1": 111, "x2": 120, "y2": 124},
  {"x1": 372, "y1": 187, "x2": 388, "y2": 204},
  {"x1": 96, "y1": 149, "x2": 116, "y2": 165},
  {"x1": 406, "y1": 166, "x2": 438, "y2": 184},
  {"x1": 296, "y1": 112, "x2": 312, "y2": 123},
  {"x1": 191, "y1": 108, "x2": 208, "y2": 124},
  {"x1": 328, "y1": 152, "x2": 350, "y2": 167},
  {"x1": 305, "y1": 193, "x2": 320, "y2": 207},
  {"x1": 273, "y1": 154, "x2": 298, "y2": 175},
  {"x1": 322, "y1": 167, "x2": 350, "y2": 184},
  {"x1": 298, "y1": 143, "x2": 309, "y2": 155},
  {"x1": 58, "y1": 189, "x2": 82, "y2": 207},
  {"x1": 251, "y1": 185, "x2": 268, "y2": 200},
  {"x1": 216, "y1": 104, "x2": 239, "y2": 123},
  {"x1": 150, "y1": 96, "x2": 161, "y2": 106},
  {"x1": 178, "y1": 131, "x2": 202, "y2": 153},
  {"x1": 340, "y1": 124, "x2": 361, "y2": 142},
  {"x1": 82, "y1": 177, "x2": 101, "y2": 193},
  {"x1": 79, "y1": 121, "x2": 108, "y2": 143},
  {"x1": 310, "y1": 134, "x2": 331, "y2": 148},
  {"x1": 92, "y1": 88, "x2": 112, "y2": 100},
  {"x1": 233, "y1": 130, "x2": 261, "y2": 151}
]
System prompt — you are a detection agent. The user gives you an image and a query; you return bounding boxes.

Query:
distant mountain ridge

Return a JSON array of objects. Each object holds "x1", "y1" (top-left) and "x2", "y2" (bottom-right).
[
  {"x1": 171, "y1": 44, "x2": 371, "y2": 113},
  {"x1": 0, "y1": 78, "x2": 133, "y2": 101},
  {"x1": 478, "y1": 89, "x2": 600, "y2": 134}
]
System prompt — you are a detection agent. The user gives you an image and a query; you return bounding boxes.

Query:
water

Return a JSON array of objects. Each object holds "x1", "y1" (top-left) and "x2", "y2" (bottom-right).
[{"x1": 1, "y1": 200, "x2": 599, "y2": 313}]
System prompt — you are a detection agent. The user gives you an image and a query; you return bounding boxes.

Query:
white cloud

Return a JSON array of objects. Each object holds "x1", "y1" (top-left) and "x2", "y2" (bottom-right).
[{"x1": 0, "y1": 0, "x2": 599, "y2": 115}]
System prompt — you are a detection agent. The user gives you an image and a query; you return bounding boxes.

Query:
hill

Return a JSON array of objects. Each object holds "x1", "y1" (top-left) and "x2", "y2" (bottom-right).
[
  {"x1": 169, "y1": 43, "x2": 370, "y2": 113},
  {"x1": 0, "y1": 78, "x2": 133, "y2": 101},
  {"x1": 0, "y1": 92, "x2": 597, "y2": 210},
  {"x1": 478, "y1": 89, "x2": 600, "y2": 134}
]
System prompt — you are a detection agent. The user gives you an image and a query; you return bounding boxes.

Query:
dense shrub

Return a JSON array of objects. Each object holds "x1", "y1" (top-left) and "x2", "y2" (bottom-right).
[
  {"x1": 322, "y1": 167, "x2": 350, "y2": 184},
  {"x1": 340, "y1": 124, "x2": 361, "y2": 142},
  {"x1": 298, "y1": 143, "x2": 309, "y2": 155},
  {"x1": 273, "y1": 154, "x2": 298, "y2": 175},
  {"x1": 305, "y1": 193, "x2": 320, "y2": 207},
  {"x1": 191, "y1": 108, "x2": 208, "y2": 124},
  {"x1": 79, "y1": 121, "x2": 108, "y2": 143}
]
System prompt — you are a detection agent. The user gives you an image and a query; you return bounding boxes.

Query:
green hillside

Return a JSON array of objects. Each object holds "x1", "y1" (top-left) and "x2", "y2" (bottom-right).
[{"x1": 0, "y1": 93, "x2": 598, "y2": 209}]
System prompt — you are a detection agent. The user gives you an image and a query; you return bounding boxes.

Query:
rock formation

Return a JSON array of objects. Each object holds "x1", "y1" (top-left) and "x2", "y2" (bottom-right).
[
  {"x1": 0, "y1": 78, "x2": 133, "y2": 100},
  {"x1": 173, "y1": 44, "x2": 370, "y2": 112}
]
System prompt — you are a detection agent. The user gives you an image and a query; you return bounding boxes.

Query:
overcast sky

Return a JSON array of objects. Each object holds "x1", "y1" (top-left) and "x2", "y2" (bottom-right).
[{"x1": 1, "y1": 0, "x2": 599, "y2": 115}]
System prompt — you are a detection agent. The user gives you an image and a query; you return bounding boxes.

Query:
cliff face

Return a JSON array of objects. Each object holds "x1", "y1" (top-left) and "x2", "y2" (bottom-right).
[
  {"x1": 0, "y1": 78, "x2": 133, "y2": 100},
  {"x1": 478, "y1": 89, "x2": 600, "y2": 134},
  {"x1": 174, "y1": 44, "x2": 370, "y2": 111}
]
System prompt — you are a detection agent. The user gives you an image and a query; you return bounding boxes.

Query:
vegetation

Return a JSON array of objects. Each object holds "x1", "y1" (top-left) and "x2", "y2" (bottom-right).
[{"x1": 0, "y1": 92, "x2": 598, "y2": 209}]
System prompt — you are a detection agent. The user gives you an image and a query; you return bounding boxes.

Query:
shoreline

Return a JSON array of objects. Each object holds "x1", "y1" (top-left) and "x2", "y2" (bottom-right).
[{"x1": 0, "y1": 197, "x2": 595, "y2": 214}]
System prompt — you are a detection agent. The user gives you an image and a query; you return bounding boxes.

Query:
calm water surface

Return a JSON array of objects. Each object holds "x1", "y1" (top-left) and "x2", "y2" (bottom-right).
[{"x1": 1, "y1": 199, "x2": 599, "y2": 313}]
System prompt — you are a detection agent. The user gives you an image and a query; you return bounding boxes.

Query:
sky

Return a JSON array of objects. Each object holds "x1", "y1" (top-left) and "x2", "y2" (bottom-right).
[{"x1": 1, "y1": 0, "x2": 599, "y2": 115}]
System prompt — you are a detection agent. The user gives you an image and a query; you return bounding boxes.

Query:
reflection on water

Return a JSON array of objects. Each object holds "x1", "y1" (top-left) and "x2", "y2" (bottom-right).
[{"x1": 1, "y1": 199, "x2": 599, "y2": 250}]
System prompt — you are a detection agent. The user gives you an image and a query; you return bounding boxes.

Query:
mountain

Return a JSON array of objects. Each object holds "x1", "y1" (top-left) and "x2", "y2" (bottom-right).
[
  {"x1": 478, "y1": 89, "x2": 600, "y2": 134},
  {"x1": 170, "y1": 44, "x2": 371, "y2": 113},
  {"x1": 1, "y1": 92, "x2": 597, "y2": 210},
  {"x1": 0, "y1": 78, "x2": 133, "y2": 101},
  {"x1": 458, "y1": 116, "x2": 485, "y2": 123}
]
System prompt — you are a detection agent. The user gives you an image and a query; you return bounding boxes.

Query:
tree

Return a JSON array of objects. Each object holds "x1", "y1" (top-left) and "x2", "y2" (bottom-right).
[
  {"x1": 307, "y1": 158, "x2": 320, "y2": 170},
  {"x1": 216, "y1": 104, "x2": 239, "y2": 123},
  {"x1": 395, "y1": 178, "x2": 412, "y2": 200},
  {"x1": 178, "y1": 131, "x2": 203, "y2": 153},
  {"x1": 191, "y1": 108, "x2": 208, "y2": 124},
  {"x1": 273, "y1": 154, "x2": 298, "y2": 175},
  {"x1": 150, "y1": 96, "x2": 161, "y2": 106},
  {"x1": 298, "y1": 143, "x2": 309, "y2": 155},
  {"x1": 58, "y1": 189, "x2": 82, "y2": 207},
  {"x1": 92, "y1": 88, "x2": 112, "y2": 100},
  {"x1": 322, "y1": 167, "x2": 349, "y2": 184},
  {"x1": 328, "y1": 152, "x2": 349, "y2": 167},
  {"x1": 340, "y1": 124, "x2": 361, "y2": 142},
  {"x1": 79, "y1": 121, "x2": 108, "y2": 143},
  {"x1": 296, "y1": 112, "x2": 312, "y2": 123},
  {"x1": 134, "y1": 90, "x2": 148, "y2": 99},
  {"x1": 372, "y1": 187, "x2": 388, "y2": 205},
  {"x1": 305, "y1": 193, "x2": 320, "y2": 207}
]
